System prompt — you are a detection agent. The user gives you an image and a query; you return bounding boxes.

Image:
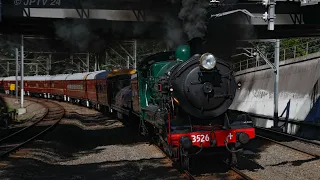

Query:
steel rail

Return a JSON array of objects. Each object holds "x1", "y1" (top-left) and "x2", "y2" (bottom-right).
[
  {"x1": 0, "y1": 99, "x2": 64, "y2": 158},
  {"x1": 0, "y1": 109, "x2": 48, "y2": 143},
  {"x1": 230, "y1": 167, "x2": 255, "y2": 180},
  {"x1": 153, "y1": 141, "x2": 255, "y2": 180},
  {"x1": 256, "y1": 126, "x2": 320, "y2": 146},
  {"x1": 256, "y1": 135, "x2": 320, "y2": 158}
]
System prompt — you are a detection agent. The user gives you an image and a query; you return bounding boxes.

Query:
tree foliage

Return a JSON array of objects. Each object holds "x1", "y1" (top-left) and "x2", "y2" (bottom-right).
[{"x1": 253, "y1": 37, "x2": 320, "y2": 62}]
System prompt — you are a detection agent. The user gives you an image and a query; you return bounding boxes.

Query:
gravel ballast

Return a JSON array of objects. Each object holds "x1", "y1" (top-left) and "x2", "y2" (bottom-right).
[
  {"x1": 2, "y1": 96, "x2": 47, "y2": 122},
  {"x1": 0, "y1": 110, "x2": 183, "y2": 179},
  {"x1": 238, "y1": 139, "x2": 320, "y2": 180}
]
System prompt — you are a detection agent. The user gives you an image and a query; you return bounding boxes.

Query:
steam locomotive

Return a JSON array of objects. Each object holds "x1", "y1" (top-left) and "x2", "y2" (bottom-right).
[
  {"x1": 136, "y1": 38, "x2": 255, "y2": 169},
  {"x1": 0, "y1": 38, "x2": 255, "y2": 170}
]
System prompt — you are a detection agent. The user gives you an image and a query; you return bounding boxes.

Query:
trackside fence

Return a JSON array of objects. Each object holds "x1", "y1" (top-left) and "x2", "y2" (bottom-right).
[{"x1": 233, "y1": 39, "x2": 320, "y2": 72}]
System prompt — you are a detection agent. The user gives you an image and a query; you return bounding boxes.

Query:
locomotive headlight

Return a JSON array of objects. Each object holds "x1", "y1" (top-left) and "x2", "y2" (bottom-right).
[{"x1": 200, "y1": 53, "x2": 216, "y2": 70}]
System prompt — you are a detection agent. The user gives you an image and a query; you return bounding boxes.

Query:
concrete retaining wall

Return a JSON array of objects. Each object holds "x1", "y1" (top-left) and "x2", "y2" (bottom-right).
[{"x1": 230, "y1": 52, "x2": 320, "y2": 133}]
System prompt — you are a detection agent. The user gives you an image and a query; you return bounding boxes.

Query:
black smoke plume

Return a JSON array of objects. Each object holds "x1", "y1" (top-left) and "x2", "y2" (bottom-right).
[
  {"x1": 162, "y1": 14, "x2": 187, "y2": 49},
  {"x1": 178, "y1": 0, "x2": 209, "y2": 40},
  {"x1": 54, "y1": 20, "x2": 92, "y2": 51},
  {"x1": 205, "y1": 12, "x2": 257, "y2": 61}
]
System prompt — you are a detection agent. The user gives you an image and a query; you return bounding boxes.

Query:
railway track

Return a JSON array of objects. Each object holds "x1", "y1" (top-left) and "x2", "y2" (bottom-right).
[
  {"x1": 256, "y1": 127, "x2": 320, "y2": 158},
  {"x1": 152, "y1": 144, "x2": 255, "y2": 180},
  {"x1": 0, "y1": 99, "x2": 64, "y2": 158},
  {"x1": 183, "y1": 164, "x2": 254, "y2": 180},
  {"x1": 154, "y1": 126, "x2": 320, "y2": 180}
]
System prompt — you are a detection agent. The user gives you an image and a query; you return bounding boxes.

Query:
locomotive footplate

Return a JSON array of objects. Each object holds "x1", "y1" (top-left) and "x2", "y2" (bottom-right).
[
  {"x1": 168, "y1": 127, "x2": 255, "y2": 169},
  {"x1": 168, "y1": 127, "x2": 255, "y2": 149}
]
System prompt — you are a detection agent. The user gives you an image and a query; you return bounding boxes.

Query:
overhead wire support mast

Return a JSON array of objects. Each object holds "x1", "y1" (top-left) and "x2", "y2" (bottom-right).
[
  {"x1": 250, "y1": 39, "x2": 281, "y2": 131},
  {"x1": 273, "y1": 39, "x2": 280, "y2": 130},
  {"x1": 15, "y1": 48, "x2": 19, "y2": 99},
  {"x1": 20, "y1": 35, "x2": 24, "y2": 109},
  {"x1": 263, "y1": 0, "x2": 276, "y2": 30}
]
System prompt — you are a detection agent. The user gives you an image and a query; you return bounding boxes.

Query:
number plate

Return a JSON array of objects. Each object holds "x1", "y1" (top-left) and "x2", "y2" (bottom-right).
[{"x1": 190, "y1": 134, "x2": 210, "y2": 143}]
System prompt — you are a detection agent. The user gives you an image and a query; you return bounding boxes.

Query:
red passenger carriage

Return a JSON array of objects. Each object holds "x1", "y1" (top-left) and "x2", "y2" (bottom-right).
[
  {"x1": 24, "y1": 76, "x2": 49, "y2": 97},
  {"x1": 86, "y1": 70, "x2": 110, "y2": 109},
  {"x1": 3, "y1": 76, "x2": 17, "y2": 95},
  {"x1": 50, "y1": 74, "x2": 69, "y2": 100},
  {"x1": 65, "y1": 72, "x2": 90, "y2": 104}
]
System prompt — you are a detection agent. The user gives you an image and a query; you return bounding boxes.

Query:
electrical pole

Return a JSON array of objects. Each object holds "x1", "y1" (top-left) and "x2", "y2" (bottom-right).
[
  {"x1": 86, "y1": 52, "x2": 90, "y2": 72},
  {"x1": 127, "y1": 56, "x2": 130, "y2": 69},
  {"x1": 6, "y1": 61, "x2": 9, "y2": 76},
  {"x1": 49, "y1": 53, "x2": 52, "y2": 72},
  {"x1": 47, "y1": 54, "x2": 51, "y2": 75},
  {"x1": 133, "y1": 40, "x2": 137, "y2": 69},
  {"x1": 20, "y1": 35, "x2": 25, "y2": 110},
  {"x1": 105, "y1": 51, "x2": 108, "y2": 65},
  {"x1": 268, "y1": 0, "x2": 276, "y2": 30},
  {"x1": 94, "y1": 56, "x2": 97, "y2": 71},
  {"x1": 36, "y1": 64, "x2": 38, "y2": 75},
  {"x1": 15, "y1": 48, "x2": 19, "y2": 99},
  {"x1": 273, "y1": 39, "x2": 280, "y2": 130},
  {"x1": 71, "y1": 54, "x2": 73, "y2": 65},
  {"x1": 262, "y1": 0, "x2": 276, "y2": 31}
]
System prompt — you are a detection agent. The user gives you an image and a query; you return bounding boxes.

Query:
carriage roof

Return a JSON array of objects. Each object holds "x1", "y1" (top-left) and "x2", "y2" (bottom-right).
[
  {"x1": 24, "y1": 75, "x2": 50, "y2": 81},
  {"x1": 50, "y1": 74, "x2": 70, "y2": 81},
  {"x1": 3, "y1": 76, "x2": 19, "y2": 81},
  {"x1": 66, "y1": 72, "x2": 91, "y2": 81},
  {"x1": 86, "y1": 70, "x2": 110, "y2": 80},
  {"x1": 107, "y1": 69, "x2": 136, "y2": 78}
]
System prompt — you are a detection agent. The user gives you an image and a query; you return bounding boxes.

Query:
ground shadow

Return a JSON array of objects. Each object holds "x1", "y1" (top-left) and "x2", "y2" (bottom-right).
[{"x1": 0, "y1": 157, "x2": 182, "y2": 180}]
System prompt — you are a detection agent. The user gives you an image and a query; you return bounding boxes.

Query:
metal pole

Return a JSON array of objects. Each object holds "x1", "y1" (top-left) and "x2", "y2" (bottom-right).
[
  {"x1": 71, "y1": 54, "x2": 73, "y2": 65},
  {"x1": 86, "y1": 52, "x2": 90, "y2": 72},
  {"x1": 306, "y1": 42, "x2": 309, "y2": 55},
  {"x1": 20, "y1": 35, "x2": 24, "y2": 108},
  {"x1": 94, "y1": 56, "x2": 97, "y2": 71},
  {"x1": 127, "y1": 56, "x2": 130, "y2": 69},
  {"x1": 36, "y1": 64, "x2": 38, "y2": 75},
  {"x1": 133, "y1": 40, "x2": 137, "y2": 69},
  {"x1": 49, "y1": 53, "x2": 52, "y2": 70},
  {"x1": 46, "y1": 56, "x2": 50, "y2": 75},
  {"x1": 105, "y1": 51, "x2": 108, "y2": 65},
  {"x1": 15, "y1": 48, "x2": 18, "y2": 99},
  {"x1": 273, "y1": 39, "x2": 280, "y2": 129},
  {"x1": 268, "y1": 0, "x2": 276, "y2": 31},
  {"x1": 6, "y1": 61, "x2": 9, "y2": 76}
]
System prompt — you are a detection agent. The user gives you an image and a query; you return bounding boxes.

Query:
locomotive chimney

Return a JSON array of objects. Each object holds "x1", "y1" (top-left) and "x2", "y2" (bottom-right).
[{"x1": 188, "y1": 37, "x2": 204, "y2": 56}]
